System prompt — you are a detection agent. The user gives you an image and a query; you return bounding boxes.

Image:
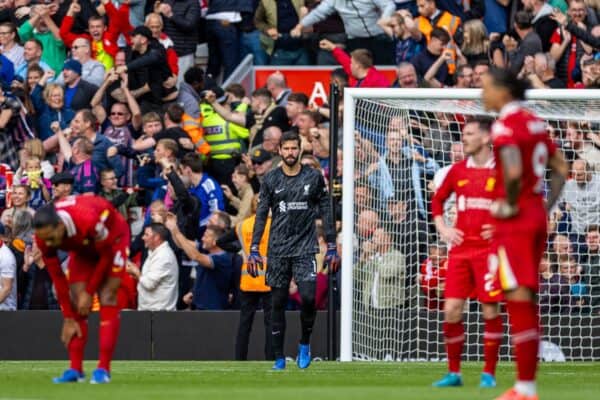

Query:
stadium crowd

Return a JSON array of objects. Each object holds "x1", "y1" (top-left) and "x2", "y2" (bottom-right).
[{"x1": 0, "y1": 0, "x2": 599, "y2": 337}]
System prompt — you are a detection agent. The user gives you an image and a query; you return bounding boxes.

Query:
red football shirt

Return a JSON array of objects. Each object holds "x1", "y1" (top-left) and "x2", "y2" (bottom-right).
[
  {"x1": 36, "y1": 195, "x2": 129, "y2": 318},
  {"x1": 491, "y1": 102, "x2": 557, "y2": 209},
  {"x1": 431, "y1": 157, "x2": 496, "y2": 250}
]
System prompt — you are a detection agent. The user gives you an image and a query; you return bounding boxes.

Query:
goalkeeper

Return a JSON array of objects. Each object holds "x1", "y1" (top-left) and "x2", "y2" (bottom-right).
[{"x1": 248, "y1": 131, "x2": 339, "y2": 370}]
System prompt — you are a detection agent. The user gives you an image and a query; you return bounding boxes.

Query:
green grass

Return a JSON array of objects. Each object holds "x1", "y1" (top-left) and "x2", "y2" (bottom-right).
[{"x1": 0, "y1": 361, "x2": 599, "y2": 400}]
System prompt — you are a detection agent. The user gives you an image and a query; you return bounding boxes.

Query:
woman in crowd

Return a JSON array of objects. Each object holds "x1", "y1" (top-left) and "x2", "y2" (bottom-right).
[{"x1": 30, "y1": 72, "x2": 74, "y2": 146}]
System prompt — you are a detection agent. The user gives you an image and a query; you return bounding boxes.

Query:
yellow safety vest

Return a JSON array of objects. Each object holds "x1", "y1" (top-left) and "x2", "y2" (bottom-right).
[
  {"x1": 236, "y1": 214, "x2": 271, "y2": 293},
  {"x1": 201, "y1": 103, "x2": 245, "y2": 160},
  {"x1": 417, "y1": 11, "x2": 461, "y2": 74},
  {"x1": 229, "y1": 102, "x2": 250, "y2": 143}
]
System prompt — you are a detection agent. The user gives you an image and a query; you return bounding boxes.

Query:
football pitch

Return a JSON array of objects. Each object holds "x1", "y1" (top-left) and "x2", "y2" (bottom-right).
[{"x1": 1, "y1": 361, "x2": 599, "y2": 400}]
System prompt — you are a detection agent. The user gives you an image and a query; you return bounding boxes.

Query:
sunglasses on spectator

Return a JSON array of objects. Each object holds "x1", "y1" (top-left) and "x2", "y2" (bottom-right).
[
  {"x1": 111, "y1": 111, "x2": 126, "y2": 116},
  {"x1": 72, "y1": 45, "x2": 88, "y2": 49},
  {"x1": 252, "y1": 160, "x2": 264, "y2": 166}
]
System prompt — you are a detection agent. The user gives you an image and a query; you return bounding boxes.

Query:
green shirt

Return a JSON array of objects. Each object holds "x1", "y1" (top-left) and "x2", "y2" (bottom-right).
[{"x1": 18, "y1": 21, "x2": 66, "y2": 74}]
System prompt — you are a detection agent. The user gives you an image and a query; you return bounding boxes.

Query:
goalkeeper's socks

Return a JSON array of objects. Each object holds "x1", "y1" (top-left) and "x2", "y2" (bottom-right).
[
  {"x1": 483, "y1": 316, "x2": 503, "y2": 375},
  {"x1": 443, "y1": 321, "x2": 464, "y2": 374},
  {"x1": 68, "y1": 318, "x2": 88, "y2": 373},
  {"x1": 98, "y1": 305, "x2": 121, "y2": 372},
  {"x1": 506, "y1": 300, "x2": 539, "y2": 385}
]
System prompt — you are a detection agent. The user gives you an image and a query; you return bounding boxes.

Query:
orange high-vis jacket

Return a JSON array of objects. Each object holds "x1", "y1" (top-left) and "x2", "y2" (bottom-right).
[
  {"x1": 182, "y1": 113, "x2": 210, "y2": 156},
  {"x1": 417, "y1": 11, "x2": 461, "y2": 74},
  {"x1": 236, "y1": 214, "x2": 271, "y2": 293}
]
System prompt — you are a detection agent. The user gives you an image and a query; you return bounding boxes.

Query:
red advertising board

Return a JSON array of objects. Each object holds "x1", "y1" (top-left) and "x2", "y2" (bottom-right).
[{"x1": 254, "y1": 67, "x2": 397, "y2": 105}]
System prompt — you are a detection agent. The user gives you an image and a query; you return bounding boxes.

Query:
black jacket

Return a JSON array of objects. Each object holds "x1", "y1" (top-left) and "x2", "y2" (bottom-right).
[
  {"x1": 162, "y1": 0, "x2": 202, "y2": 56},
  {"x1": 69, "y1": 79, "x2": 99, "y2": 111}
]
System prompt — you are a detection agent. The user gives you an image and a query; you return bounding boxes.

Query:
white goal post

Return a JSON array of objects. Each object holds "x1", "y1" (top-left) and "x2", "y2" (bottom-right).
[{"x1": 340, "y1": 88, "x2": 600, "y2": 362}]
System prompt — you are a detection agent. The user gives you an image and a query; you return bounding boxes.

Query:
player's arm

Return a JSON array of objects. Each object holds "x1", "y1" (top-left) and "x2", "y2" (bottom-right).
[
  {"x1": 431, "y1": 166, "x2": 464, "y2": 246},
  {"x1": 86, "y1": 211, "x2": 124, "y2": 297},
  {"x1": 42, "y1": 252, "x2": 77, "y2": 319},
  {"x1": 546, "y1": 150, "x2": 568, "y2": 211},
  {"x1": 250, "y1": 177, "x2": 272, "y2": 248},
  {"x1": 491, "y1": 145, "x2": 522, "y2": 218}
]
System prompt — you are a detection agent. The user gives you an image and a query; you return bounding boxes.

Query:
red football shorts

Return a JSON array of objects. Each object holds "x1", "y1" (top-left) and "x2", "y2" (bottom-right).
[
  {"x1": 490, "y1": 206, "x2": 547, "y2": 292},
  {"x1": 445, "y1": 247, "x2": 503, "y2": 303},
  {"x1": 67, "y1": 239, "x2": 130, "y2": 284}
]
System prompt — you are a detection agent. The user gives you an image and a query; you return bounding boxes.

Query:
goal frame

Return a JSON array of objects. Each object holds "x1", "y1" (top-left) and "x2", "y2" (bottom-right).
[{"x1": 340, "y1": 88, "x2": 600, "y2": 362}]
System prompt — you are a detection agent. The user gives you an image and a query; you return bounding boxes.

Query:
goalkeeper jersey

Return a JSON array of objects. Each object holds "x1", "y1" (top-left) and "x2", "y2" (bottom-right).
[{"x1": 252, "y1": 165, "x2": 336, "y2": 258}]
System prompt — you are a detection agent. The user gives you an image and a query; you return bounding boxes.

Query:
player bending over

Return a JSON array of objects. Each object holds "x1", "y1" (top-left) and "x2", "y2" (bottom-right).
[
  {"x1": 431, "y1": 117, "x2": 504, "y2": 389},
  {"x1": 248, "y1": 131, "x2": 339, "y2": 370},
  {"x1": 33, "y1": 195, "x2": 131, "y2": 384},
  {"x1": 482, "y1": 69, "x2": 568, "y2": 400}
]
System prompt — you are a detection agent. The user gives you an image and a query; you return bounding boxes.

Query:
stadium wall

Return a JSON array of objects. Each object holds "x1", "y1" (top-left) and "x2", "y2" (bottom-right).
[{"x1": 1, "y1": 311, "x2": 599, "y2": 360}]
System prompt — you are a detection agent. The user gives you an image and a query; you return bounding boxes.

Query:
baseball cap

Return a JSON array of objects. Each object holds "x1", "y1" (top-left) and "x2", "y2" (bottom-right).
[
  {"x1": 250, "y1": 147, "x2": 272, "y2": 164},
  {"x1": 63, "y1": 59, "x2": 82, "y2": 75},
  {"x1": 131, "y1": 26, "x2": 153, "y2": 41},
  {"x1": 50, "y1": 171, "x2": 75, "y2": 185}
]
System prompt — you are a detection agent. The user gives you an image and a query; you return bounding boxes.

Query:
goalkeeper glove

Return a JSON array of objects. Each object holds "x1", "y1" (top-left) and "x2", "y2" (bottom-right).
[
  {"x1": 247, "y1": 245, "x2": 263, "y2": 278},
  {"x1": 324, "y1": 242, "x2": 340, "y2": 273}
]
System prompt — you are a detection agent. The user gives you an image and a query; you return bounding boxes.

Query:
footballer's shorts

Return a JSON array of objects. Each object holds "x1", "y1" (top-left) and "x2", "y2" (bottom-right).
[
  {"x1": 68, "y1": 236, "x2": 130, "y2": 284},
  {"x1": 445, "y1": 247, "x2": 503, "y2": 303},
  {"x1": 490, "y1": 205, "x2": 547, "y2": 293},
  {"x1": 266, "y1": 255, "x2": 318, "y2": 289}
]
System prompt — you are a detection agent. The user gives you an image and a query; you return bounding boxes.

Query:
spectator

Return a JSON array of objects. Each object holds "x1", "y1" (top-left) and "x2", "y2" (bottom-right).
[
  {"x1": 378, "y1": 10, "x2": 423, "y2": 65},
  {"x1": 153, "y1": 103, "x2": 194, "y2": 157},
  {"x1": 67, "y1": 37, "x2": 105, "y2": 87},
  {"x1": 419, "y1": 243, "x2": 447, "y2": 310},
  {"x1": 285, "y1": 92, "x2": 309, "y2": 129},
  {"x1": 254, "y1": 0, "x2": 309, "y2": 65},
  {"x1": 257, "y1": 126, "x2": 283, "y2": 158},
  {"x1": 453, "y1": 64, "x2": 473, "y2": 87},
  {"x1": 292, "y1": 0, "x2": 396, "y2": 65},
  {"x1": 320, "y1": 40, "x2": 391, "y2": 87},
  {"x1": 245, "y1": 147, "x2": 274, "y2": 192},
  {"x1": 471, "y1": 59, "x2": 489, "y2": 88},
  {"x1": 523, "y1": 0, "x2": 559, "y2": 52},
  {"x1": 126, "y1": 223, "x2": 178, "y2": 311},
  {"x1": 0, "y1": 87, "x2": 22, "y2": 169},
  {"x1": 205, "y1": 0, "x2": 249, "y2": 80},
  {"x1": 459, "y1": 19, "x2": 489, "y2": 65},
  {"x1": 31, "y1": 77, "x2": 74, "y2": 142},
  {"x1": 14, "y1": 138, "x2": 54, "y2": 182},
  {"x1": 59, "y1": 59, "x2": 99, "y2": 111},
  {"x1": 539, "y1": 253, "x2": 570, "y2": 314},
  {"x1": 57, "y1": 135, "x2": 99, "y2": 194},
  {"x1": 419, "y1": 28, "x2": 454, "y2": 87},
  {"x1": 558, "y1": 257, "x2": 589, "y2": 312},
  {"x1": 20, "y1": 241, "x2": 58, "y2": 310},
  {"x1": 581, "y1": 224, "x2": 600, "y2": 315},
  {"x1": 131, "y1": 111, "x2": 164, "y2": 152},
  {"x1": 98, "y1": 168, "x2": 137, "y2": 218},
  {"x1": 507, "y1": 11, "x2": 543, "y2": 75},
  {"x1": 0, "y1": 22, "x2": 23, "y2": 68},
  {"x1": 413, "y1": 0, "x2": 462, "y2": 52},
  {"x1": 239, "y1": 0, "x2": 269, "y2": 66},
  {"x1": 118, "y1": 26, "x2": 175, "y2": 113},
  {"x1": 523, "y1": 52, "x2": 566, "y2": 88},
  {"x1": 58, "y1": 1, "x2": 124, "y2": 70},
  {"x1": 392, "y1": 62, "x2": 419, "y2": 88},
  {"x1": 564, "y1": 121, "x2": 600, "y2": 171},
  {"x1": 15, "y1": 38, "x2": 52, "y2": 80},
  {"x1": 144, "y1": 12, "x2": 179, "y2": 80},
  {"x1": 19, "y1": 155, "x2": 51, "y2": 209},
  {"x1": 221, "y1": 163, "x2": 255, "y2": 227},
  {"x1": 0, "y1": 233, "x2": 17, "y2": 310},
  {"x1": 560, "y1": 159, "x2": 600, "y2": 237},
  {"x1": 17, "y1": 4, "x2": 66, "y2": 74},
  {"x1": 266, "y1": 72, "x2": 291, "y2": 106},
  {"x1": 166, "y1": 217, "x2": 235, "y2": 310},
  {"x1": 178, "y1": 66, "x2": 203, "y2": 119},
  {"x1": 154, "y1": 0, "x2": 199, "y2": 81},
  {"x1": 0, "y1": 184, "x2": 34, "y2": 232},
  {"x1": 234, "y1": 195, "x2": 272, "y2": 360},
  {"x1": 49, "y1": 171, "x2": 74, "y2": 200}
]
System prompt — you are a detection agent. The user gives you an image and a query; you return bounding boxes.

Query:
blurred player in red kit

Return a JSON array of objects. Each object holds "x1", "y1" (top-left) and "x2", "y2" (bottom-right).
[
  {"x1": 482, "y1": 69, "x2": 568, "y2": 400},
  {"x1": 33, "y1": 195, "x2": 131, "y2": 384},
  {"x1": 431, "y1": 117, "x2": 504, "y2": 389}
]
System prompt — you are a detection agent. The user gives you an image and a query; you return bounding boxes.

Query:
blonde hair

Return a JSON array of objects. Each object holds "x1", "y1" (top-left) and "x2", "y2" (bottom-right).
[
  {"x1": 23, "y1": 138, "x2": 46, "y2": 160},
  {"x1": 43, "y1": 83, "x2": 64, "y2": 105},
  {"x1": 461, "y1": 19, "x2": 489, "y2": 56}
]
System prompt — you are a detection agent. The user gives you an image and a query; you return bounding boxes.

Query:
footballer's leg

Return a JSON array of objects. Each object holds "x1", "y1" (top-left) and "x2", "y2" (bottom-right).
[
  {"x1": 481, "y1": 302, "x2": 502, "y2": 388},
  {"x1": 293, "y1": 255, "x2": 318, "y2": 369},
  {"x1": 91, "y1": 275, "x2": 121, "y2": 384},
  {"x1": 267, "y1": 257, "x2": 292, "y2": 370}
]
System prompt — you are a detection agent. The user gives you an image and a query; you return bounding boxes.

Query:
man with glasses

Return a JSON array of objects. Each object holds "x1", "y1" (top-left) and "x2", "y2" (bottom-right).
[
  {"x1": 69, "y1": 38, "x2": 105, "y2": 87},
  {"x1": 0, "y1": 22, "x2": 23, "y2": 68}
]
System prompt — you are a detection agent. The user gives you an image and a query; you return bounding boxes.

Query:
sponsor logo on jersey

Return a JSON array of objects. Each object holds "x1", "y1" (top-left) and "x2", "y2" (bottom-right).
[
  {"x1": 489, "y1": 289, "x2": 502, "y2": 297},
  {"x1": 457, "y1": 179, "x2": 469, "y2": 187},
  {"x1": 279, "y1": 201, "x2": 286, "y2": 213},
  {"x1": 278, "y1": 201, "x2": 308, "y2": 213}
]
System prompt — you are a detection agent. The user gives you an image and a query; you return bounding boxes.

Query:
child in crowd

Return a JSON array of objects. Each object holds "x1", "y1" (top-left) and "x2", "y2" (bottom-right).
[{"x1": 20, "y1": 156, "x2": 51, "y2": 209}]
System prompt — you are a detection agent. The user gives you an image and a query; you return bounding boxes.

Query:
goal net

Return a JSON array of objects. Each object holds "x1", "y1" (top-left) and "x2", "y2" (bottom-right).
[{"x1": 340, "y1": 88, "x2": 600, "y2": 362}]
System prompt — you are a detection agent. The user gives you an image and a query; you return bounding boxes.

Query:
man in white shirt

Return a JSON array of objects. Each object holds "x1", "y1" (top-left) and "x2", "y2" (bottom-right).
[
  {"x1": 0, "y1": 239, "x2": 17, "y2": 311},
  {"x1": 560, "y1": 159, "x2": 600, "y2": 237},
  {"x1": 126, "y1": 223, "x2": 178, "y2": 311}
]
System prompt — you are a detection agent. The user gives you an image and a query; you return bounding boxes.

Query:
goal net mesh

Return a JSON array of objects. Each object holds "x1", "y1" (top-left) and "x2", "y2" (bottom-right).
[{"x1": 348, "y1": 95, "x2": 600, "y2": 362}]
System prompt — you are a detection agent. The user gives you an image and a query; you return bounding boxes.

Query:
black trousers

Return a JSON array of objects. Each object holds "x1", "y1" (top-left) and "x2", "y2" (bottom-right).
[
  {"x1": 346, "y1": 34, "x2": 395, "y2": 65},
  {"x1": 235, "y1": 291, "x2": 274, "y2": 360}
]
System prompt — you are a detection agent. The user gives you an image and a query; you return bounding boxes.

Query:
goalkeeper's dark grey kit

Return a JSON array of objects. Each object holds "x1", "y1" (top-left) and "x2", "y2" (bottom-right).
[{"x1": 251, "y1": 164, "x2": 336, "y2": 359}]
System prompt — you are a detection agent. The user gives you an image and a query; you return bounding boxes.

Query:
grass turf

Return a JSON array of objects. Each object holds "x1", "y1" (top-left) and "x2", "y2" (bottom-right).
[{"x1": 0, "y1": 361, "x2": 598, "y2": 400}]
